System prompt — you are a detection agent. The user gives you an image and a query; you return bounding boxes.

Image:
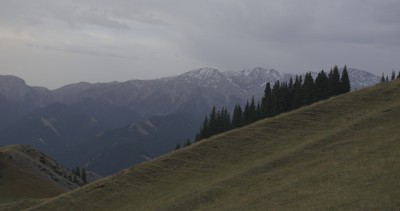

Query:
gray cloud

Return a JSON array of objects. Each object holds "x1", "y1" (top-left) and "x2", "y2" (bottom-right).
[
  {"x1": 24, "y1": 43, "x2": 136, "y2": 59},
  {"x1": 0, "y1": 0, "x2": 399, "y2": 88}
]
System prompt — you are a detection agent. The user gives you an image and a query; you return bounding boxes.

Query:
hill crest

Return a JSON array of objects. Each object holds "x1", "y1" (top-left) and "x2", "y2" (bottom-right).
[{"x1": 0, "y1": 145, "x2": 81, "y2": 204}]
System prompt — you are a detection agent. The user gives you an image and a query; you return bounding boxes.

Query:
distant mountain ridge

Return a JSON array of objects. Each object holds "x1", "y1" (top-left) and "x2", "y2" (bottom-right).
[
  {"x1": 0, "y1": 67, "x2": 380, "y2": 112},
  {"x1": 0, "y1": 67, "x2": 381, "y2": 175},
  {"x1": 51, "y1": 67, "x2": 380, "y2": 115}
]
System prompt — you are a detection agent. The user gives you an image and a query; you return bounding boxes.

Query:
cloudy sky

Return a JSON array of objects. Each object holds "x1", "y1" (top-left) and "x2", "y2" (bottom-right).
[{"x1": 1, "y1": 0, "x2": 399, "y2": 89}]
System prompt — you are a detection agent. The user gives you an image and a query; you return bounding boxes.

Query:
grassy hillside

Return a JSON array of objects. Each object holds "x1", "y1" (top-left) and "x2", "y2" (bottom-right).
[
  {"x1": 0, "y1": 145, "x2": 80, "y2": 210},
  {"x1": 23, "y1": 80, "x2": 400, "y2": 210}
]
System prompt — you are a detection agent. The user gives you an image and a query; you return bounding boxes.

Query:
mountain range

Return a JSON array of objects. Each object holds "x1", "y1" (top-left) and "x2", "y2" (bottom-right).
[
  {"x1": 13, "y1": 78, "x2": 400, "y2": 210},
  {"x1": 0, "y1": 67, "x2": 380, "y2": 175}
]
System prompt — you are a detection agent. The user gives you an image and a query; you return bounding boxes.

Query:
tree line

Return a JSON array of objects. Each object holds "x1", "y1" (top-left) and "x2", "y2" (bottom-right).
[
  {"x1": 381, "y1": 70, "x2": 400, "y2": 83},
  {"x1": 192, "y1": 65, "x2": 352, "y2": 143}
]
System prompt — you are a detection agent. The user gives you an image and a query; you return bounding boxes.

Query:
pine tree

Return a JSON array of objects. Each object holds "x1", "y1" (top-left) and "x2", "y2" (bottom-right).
[
  {"x1": 381, "y1": 73, "x2": 385, "y2": 83},
  {"x1": 280, "y1": 82, "x2": 291, "y2": 112},
  {"x1": 243, "y1": 100, "x2": 250, "y2": 124},
  {"x1": 185, "y1": 139, "x2": 192, "y2": 147},
  {"x1": 386, "y1": 75, "x2": 389, "y2": 82},
  {"x1": 391, "y1": 70, "x2": 396, "y2": 81},
  {"x1": 287, "y1": 77, "x2": 295, "y2": 109},
  {"x1": 196, "y1": 106, "x2": 233, "y2": 141},
  {"x1": 328, "y1": 66, "x2": 341, "y2": 96},
  {"x1": 216, "y1": 109, "x2": 222, "y2": 133},
  {"x1": 397, "y1": 71, "x2": 400, "y2": 79},
  {"x1": 255, "y1": 102, "x2": 261, "y2": 121},
  {"x1": 221, "y1": 107, "x2": 231, "y2": 131},
  {"x1": 340, "y1": 65, "x2": 351, "y2": 93},
  {"x1": 270, "y1": 80, "x2": 284, "y2": 116},
  {"x1": 261, "y1": 82, "x2": 272, "y2": 117},
  {"x1": 232, "y1": 104, "x2": 243, "y2": 128},
  {"x1": 249, "y1": 96, "x2": 256, "y2": 122},
  {"x1": 199, "y1": 116, "x2": 209, "y2": 139},
  {"x1": 209, "y1": 106, "x2": 217, "y2": 136},
  {"x1": 315, "y1": 70, "x2": 329, "y2": 100},
  {"x1": 288, "y1": 77, "x2": 293, "y2": 90},
  {"x1": 81, "y1": 168, "x2": 87, "y2": 184},
  {"x1": 303, "y1": 72, "x2": 315, "y2": 105},
  {"x1": 292, "y1": 76, "x2": 303, "y2": 109},
  {"x1": 175, "y1": 143, "x2": 181, "y2": 150},
  {"x1": 75, "y1": 167, "x2": 81, "y2": 177}
]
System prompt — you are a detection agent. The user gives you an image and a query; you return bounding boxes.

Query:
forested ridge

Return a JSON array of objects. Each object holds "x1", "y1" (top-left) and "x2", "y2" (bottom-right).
[{"x1": 191, "y1": 65, "x2": 352, "y2": 144}]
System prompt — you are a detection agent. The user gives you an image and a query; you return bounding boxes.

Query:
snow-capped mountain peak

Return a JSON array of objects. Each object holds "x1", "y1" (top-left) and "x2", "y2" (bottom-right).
[
  {"x1": 222, "y1": 68, "x2": 283, "y2": 94},
  {"x1": 176, "y1": 67, "x2": 229, "y2": 88},
  {"x1": 172, "y1": 66, "x2": 379, "y2": 95},
  {"x1": 346, "y1": 68, "x2": 380, "y2": 89},
  {"x1": 181, "y1": 67, "x2": 223, "y2": 80},
  {"x1": 224, "y1": 67, "x2": 281, "y2": 80}
]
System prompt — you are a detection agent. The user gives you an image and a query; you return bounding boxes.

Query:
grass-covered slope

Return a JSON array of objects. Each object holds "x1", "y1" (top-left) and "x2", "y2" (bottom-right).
[
  {"x1": 29, "y1": 80, "x2": 400, "y2": 210},
  {"x1": 0, "y1": 145, "x2": 79, "y2": 210}
]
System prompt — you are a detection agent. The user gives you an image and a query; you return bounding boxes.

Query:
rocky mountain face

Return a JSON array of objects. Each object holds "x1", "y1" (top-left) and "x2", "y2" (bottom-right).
[{"x1": 0, "y1": 67, "x2": 381, "y2": 175}]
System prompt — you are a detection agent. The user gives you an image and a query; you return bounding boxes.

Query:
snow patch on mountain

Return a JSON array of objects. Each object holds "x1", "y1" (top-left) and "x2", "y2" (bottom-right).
[
  {"x1": 346, "y1": 68, "x2": 380, "y2": 90},
  {"x1": 41, "y1": 117, "x2": 60, "y2": 136},
  {"x1": 181, "y1": 67, "x2": 223, "y2": 81}
]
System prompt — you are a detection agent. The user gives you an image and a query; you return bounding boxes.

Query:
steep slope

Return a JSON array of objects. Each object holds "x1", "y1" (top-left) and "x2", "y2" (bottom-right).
[
  {"x1": 26, "y1": 80, "x2": 400, "y2": 210},
  {"x1": 0, "y1": 145, "x2": 79, "y2": 204}
]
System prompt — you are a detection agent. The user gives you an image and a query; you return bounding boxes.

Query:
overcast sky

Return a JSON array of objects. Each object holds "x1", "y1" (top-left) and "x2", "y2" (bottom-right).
[{"x1": 1, "y1": 0, "x2": 399, "y2": 89}]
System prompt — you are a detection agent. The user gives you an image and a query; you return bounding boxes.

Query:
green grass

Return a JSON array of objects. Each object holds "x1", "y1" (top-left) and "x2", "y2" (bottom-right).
[{"x1": 18, "y1": 80, "x2": 400, "y2": 210}]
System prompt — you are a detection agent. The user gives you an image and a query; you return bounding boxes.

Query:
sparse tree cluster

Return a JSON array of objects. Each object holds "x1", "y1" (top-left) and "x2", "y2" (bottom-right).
[
  {"x1": 175, "y1": 139, "x2": 193, "y2": 150},
  {"x1": 192, "y1": 65, "x2": 351, "y2": 143},
  {"x1": 195, "y1": 106, "x2": 232, "y2": 141},
  {"x1": 64, "y1": 166, "x2": 87, "y2": 185},
  {"x1": 381, "y1": 70, "x2": 399, "y2": 83}
]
